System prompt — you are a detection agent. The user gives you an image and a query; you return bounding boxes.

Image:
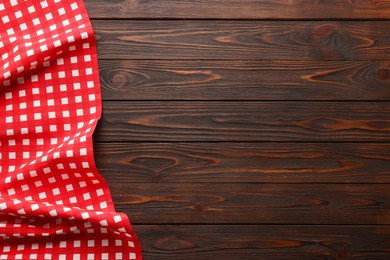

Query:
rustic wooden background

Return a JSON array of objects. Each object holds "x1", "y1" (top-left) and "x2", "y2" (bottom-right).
[{"x1": 84, "y1": 1, "x2": 390, "y2": 259}]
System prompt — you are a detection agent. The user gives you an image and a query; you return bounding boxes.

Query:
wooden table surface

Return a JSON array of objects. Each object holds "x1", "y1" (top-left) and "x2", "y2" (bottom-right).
[{"x1": 84, "y1": 1, "x2": 390, "y2": 259}]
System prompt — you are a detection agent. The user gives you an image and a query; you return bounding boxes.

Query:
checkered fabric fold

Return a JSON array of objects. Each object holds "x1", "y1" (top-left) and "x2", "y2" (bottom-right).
[{"x1": 0, "y1": 0, "x2": 142, "y2": 259}]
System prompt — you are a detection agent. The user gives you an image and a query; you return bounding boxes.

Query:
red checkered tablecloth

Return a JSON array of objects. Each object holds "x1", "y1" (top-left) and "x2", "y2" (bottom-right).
[{"x1": 0, "y1": 0, "x2": 142, "y2": 259}]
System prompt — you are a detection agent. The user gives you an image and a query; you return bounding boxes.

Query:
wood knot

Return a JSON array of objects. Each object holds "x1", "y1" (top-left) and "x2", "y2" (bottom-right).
[
  {"x1": 112, "y1": 73, "x2": 129, "y2": 88},
  {"x1": 151, "y1": 175, "x2": 163, "y2": 183},
  {"x1": 194, "y1": 204, "x2": 206, "y2": 212},
  {"x1": 313, "y1": 24, "x2": 338, "y2": 37},
  {"x1": 377, "y1": 68, "x2": 390, "y2": 80}
]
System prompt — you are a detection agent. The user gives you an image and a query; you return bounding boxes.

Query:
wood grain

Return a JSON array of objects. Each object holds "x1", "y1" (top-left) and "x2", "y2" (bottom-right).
[
  {"x1": 88, "y1": 0, "x2": 390, "y2": 257},
  {"x1": 84, "y1": 0, "x2": 390, "y2": 20},
  {"x1": 134, "y1": 225, "x2": 390, "y2": 259},
  {"x1": 94, "y1": 142, "x2": 390, "y2": 183},
  {"x1": 93, "y1": 21, "x2": 390, "y2": 60},
  {"x1": 111, "y1": 183, "x2": 390, "y2": 224},
  {"x1": 98, "y1": 60, "x2": 390, "y2": 101},
  {"x1": 95, "y1": 101, "x2": 390, "y2": 142}
]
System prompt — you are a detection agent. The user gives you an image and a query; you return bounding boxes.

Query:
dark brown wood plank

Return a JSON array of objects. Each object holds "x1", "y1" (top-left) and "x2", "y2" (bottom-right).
[
  {"x1": 96, "y1": 101, "x2": 390, "y2": 142},
  {"x1": 133, "y1": 225, "x2": 390, "y2": 259},
  {"x1": 93, "y1": 21, "x2": 390, "y2": 60},
  {"x1": 85, "y1": 0, "x2": 390, "y2": 20},
  {"x1": 99, "y1": 60, "x2": 390, "y2": 101},
  {"x1": 112, "y1": 183, "x2": 390, "y2": 224},
  {"x1": 94, "y1": 142, "x2": 390, "y2": 183}
]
